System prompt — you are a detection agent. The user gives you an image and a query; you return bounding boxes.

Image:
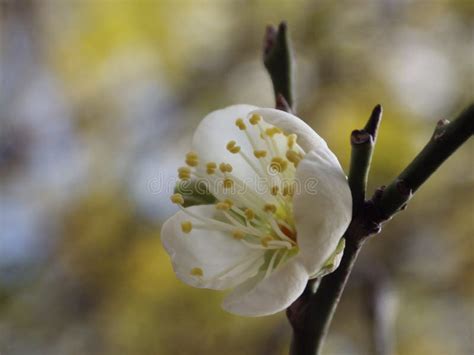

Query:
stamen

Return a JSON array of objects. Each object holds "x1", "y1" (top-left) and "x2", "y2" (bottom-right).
[
  {"x1": 235, "y1": 118, "x2": 246, "y2": 130},
  {"x1": 223, "y1": 178, "x2": 234, "y2": 189},
  {"x1": 206, "y1": 162, "x2": 217, "y2": 174},
  {"x1": 265, "y1": 250, "x2": 280, "y2": 278},
  {"x1": 263, "y1": 203, "x2": 277, "y2": 214},
  {"x1": 216, "y1": 199, "x2": 233, "y2": 210},
  {"x1": 270, "y1": 157, "x2": 288, "y2": 173},
  {"x1": 282, "y1": 182, "x2": 295, "y2": 197},
  {"x1": 249, "y1": 114, "x2": 262, "y2": 125},
  {"x1": 261, "y1": 235, "x2": 273, "y2": 247},
  {"x1": 265, "y1": 127, "x2": 282, "y2": 137},
  {"x1": 232, "y1": 230, "x2": 245, "y2": 240},
  {"x1": 271, "y1": 186, "x2": 279, "y2": 196},
  {"x1": 181, "y1": 221, "x2": 192, "y2": 233},
  {"x1": 170, "y1": 193, "x2": 184, "y2": 205},
  {"x1": 219, "y1": 162, "x2": 233, "y2": 173},
  {"x1": 178, "y1": 166, "x2": 191, "y2": 180},
  {"x1": 226, "y1": 140, "x2": 241, "y2": 154},
  {"x1": 223, "y1": 211, "x2": 264, "y2": 237},
  {"x1": 185, "y1": 152, "x2": 199, "y2": 167},
  {"x1": 244, "y1": 208, "x2": 255, "y2": 220},
  {"x1": 253, "y1": 150, "x2": 267, "y2": 158},
  {"x1": 286, "y1": 150, "x2": 302, "y2": 167},
  {"x1": 190, "y1": 267, "x2": 203, "y2": 276},
  {"x1": 287, "y1": 134, "x2": 297, "y2": 149}
]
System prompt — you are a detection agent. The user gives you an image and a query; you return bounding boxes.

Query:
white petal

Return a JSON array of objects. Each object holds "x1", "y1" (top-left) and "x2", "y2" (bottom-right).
[
  {"x1": 292, "y1": 148, "x2": 352, "y2": 276},
  {"x1": 191, "y1": 104, "x2": 261, "y2": 184},
  {"x1": 222, "y1": 260, "x2": 308, "y2": 316},
  {"x1": 251, "y1": 108, "x2": 328, "y2": 152},
  {"x1": 309, "y1": 237, "x2": 345, "y2": 279},
  {"x1": 161, "y1": 205, "x2": 264, "y2": 290}
]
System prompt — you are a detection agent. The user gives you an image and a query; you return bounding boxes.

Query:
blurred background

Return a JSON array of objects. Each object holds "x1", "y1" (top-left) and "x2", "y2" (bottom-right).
[{"x1": 0, "y1": 0, "x2": 473, "y2": 354}]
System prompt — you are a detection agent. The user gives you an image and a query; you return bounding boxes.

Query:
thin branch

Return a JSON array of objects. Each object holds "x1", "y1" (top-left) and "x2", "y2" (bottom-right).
[
  {"x1": 348, "y1": 105, "x2": 382, "y2": 211},
  {"x1": 263, "y1": 22, "x2": 294, "y2": 111},
  {"x1": 376, "y1": 104, "x2": 474, "y2": 218},
  {"x1": 261, "y1": 22, "x2": 473, "y2": 355},
  {"x1": 288, "y1": 106, "x2": 383, "y2": 355},
  {"x1": 288, "y1": 239, "x2": 362, "y2": 355},
  {"x1": 289, "y1": 102, "x2": 473, "y2": 355}
]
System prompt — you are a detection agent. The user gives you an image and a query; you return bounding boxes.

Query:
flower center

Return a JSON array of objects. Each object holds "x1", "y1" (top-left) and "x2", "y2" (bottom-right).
[{"x1": 172, "y1": 112, "x2": 307, "y2": 278}]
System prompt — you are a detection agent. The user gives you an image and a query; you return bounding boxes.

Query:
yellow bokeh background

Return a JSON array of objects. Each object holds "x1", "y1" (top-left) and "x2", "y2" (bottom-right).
[{"x1": 0, "y1": 1, "x2": 473, "y2": 354}]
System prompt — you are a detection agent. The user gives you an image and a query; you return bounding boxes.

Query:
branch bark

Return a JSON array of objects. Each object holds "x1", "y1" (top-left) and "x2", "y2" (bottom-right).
[
  {"x1": 288, "y1": 105, "x2": 383, "y2": 355},
  {"x1": 263, "y1": 22, "x2": 294, "y2": 112},
  {"x1": 288, "y1": 103, "x2": 473, "y2": 355},
  {"x1": 262, "y1": 22, "x2": 474, "y2": 355}
]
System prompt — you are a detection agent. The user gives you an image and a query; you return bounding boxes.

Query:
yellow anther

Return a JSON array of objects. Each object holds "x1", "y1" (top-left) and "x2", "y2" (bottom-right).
[
  {"x1": 178, "y1": 166, "x2": 191, "y2": 174},
  {"x1": 185, "y1": 152, "x2": 199, "y2": 167},
  {"x1": 283, "y1": 183, "x2": 295, "y2": 197},
  {"x1": 219, "y1": 162, "x2": 233, "y2": 173},
  {"x1": 216, "y1": 202, "x2": 229, "y2": 210},
  {"x1": 270, "y1": 157, "x2": 288, "y2": 173},
  {"x1": 235, "y1": 118, "x2": 246, "y2": 130},
  {"x1": 206, "y1": 162, "x2": 217, "y2": 174},
  {"x1": 265, "y1": 127, "x2": 282, "y2": 137},
  {"x1": 226, "y1": 140, "x2": 241, "y2": 154},
  {"x1": 181, "y1": 221, "x2": 192, "y2": 233},
  {"x1": 170, "y1": 193, "x2": 184, "y2": 205},
  {"x1": 271, "y1": 185, "x2": 279, "y2": 196},
  {"x1": 178, "y1": 166, "x2": 191, "y2": 180},
  {"x1": 244, "y1": 208, "x2": 255, "y2": 220},
  {"x1": 287, "y1": 134, "x2": 297, "y2": 149},
  {"x1": 232, "y1": 230, "x2": 245, "y2": 240},
  {"x1": 253, "y1": 150, "x2": 267, "y2": 158},
  {"x1": 223, "y1": 199, "x2": 233, "y2": 207},
  {"x1": 263, "y1": 203, "x2": 277, "y2": 214},
  {"x1": 223, "y1": 178, "x2": 234, "y2": 189},
  {"x1": 190, "y1": 267, "x2": 203, "y2": 276},
  {"x1": 216, "y1": 199, "x2": 233, "y2": 210},
  {"x1": 286, "y1": 150, "x2": 302, "y2": 167},
  {"x1": 249, "y1": 114, "x2": 262, "y2": 125},
  {"x1": 261, "y1": 235, "x2": 273, "y2": 247}
]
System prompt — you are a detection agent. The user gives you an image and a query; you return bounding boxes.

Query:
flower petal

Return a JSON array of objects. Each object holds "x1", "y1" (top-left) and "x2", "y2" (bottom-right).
[
  {"x1": 222, "y1": 260, "x2": 308, "y2": 316},
  {"x1": 191, "y1": 104, "x2": 260, "y2": 183},
  {"x1": 292, "y1": 147, "x2": 352, "y2": 276},
  {"x1": 251, "y1": 108, "x2": 328, "y2": 152},
  {"x1": 310, "y1": 237, "x2": 345, "y2": 279},
  {"x1": 161, "y1": 205, "x2": 264, "y2": 290}
]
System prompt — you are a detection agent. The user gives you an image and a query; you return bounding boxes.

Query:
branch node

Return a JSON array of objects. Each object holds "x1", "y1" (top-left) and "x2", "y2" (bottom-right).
[
  {"x1": 395, "y1": 179, "x2": 413, "y2": 197},
  {"x1": 433, "y1": 118, "x2": 450, "y2": 141},
  {"x1": 351, "y1": 129, "x2": 372, "y2": 145}
]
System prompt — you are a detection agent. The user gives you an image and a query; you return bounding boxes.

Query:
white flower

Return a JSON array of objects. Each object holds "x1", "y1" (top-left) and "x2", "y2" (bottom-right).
[{"x1": 161, "y1": 104, "x2": 352, "y2": 316}]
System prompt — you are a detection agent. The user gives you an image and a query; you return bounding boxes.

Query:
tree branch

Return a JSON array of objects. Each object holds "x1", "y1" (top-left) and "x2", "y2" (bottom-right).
[
  {"x1": 263, "y1": 22, "x2": 294, "y2": 111},
  {"x1": 376, "y1": 104, "x2": 474, "y2": 218},
  {"x1": 348, "y1": 105, "x2": 382, "y2": 211},
  {"x1": 288, "y1": 106, "x2": 383, "y2": 355},
  {"x1": 288, "y1": 102, "x2": 473, "y2": 355},
  {"x1": 261, "y1": 22, "x2": 473, "y2": 355}
]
